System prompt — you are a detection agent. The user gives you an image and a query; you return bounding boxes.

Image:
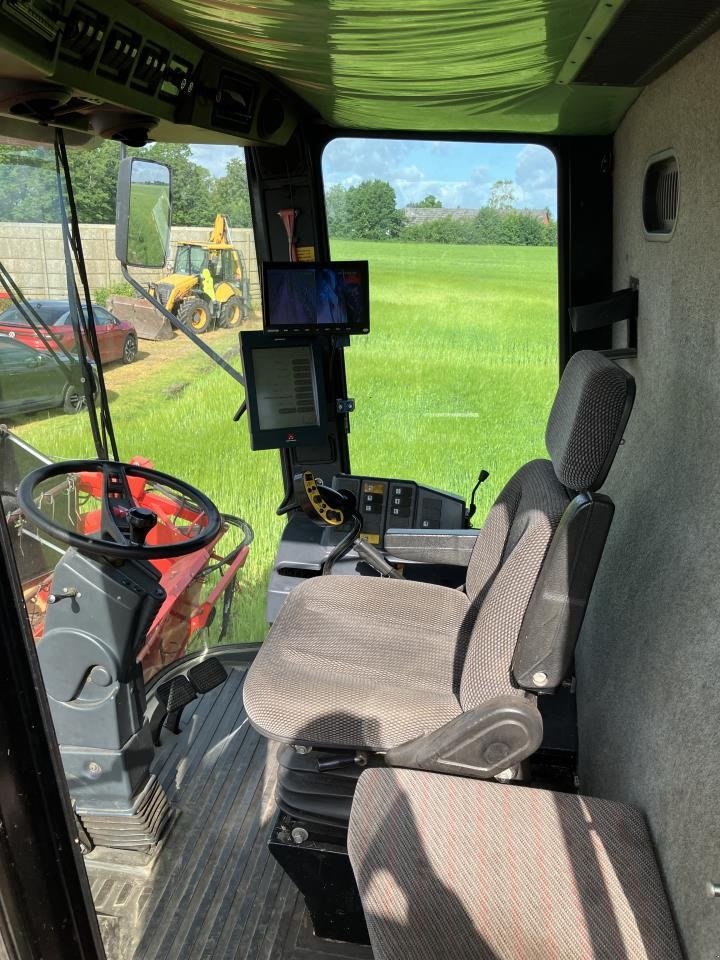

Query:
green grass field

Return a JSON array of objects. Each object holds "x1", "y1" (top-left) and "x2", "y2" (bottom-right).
[
  {"x1": 127, "y1": 180, "x2": 171, "y2": 266},
  {"x1": 12, "y1": 241, "x2": 557, "y2": 644}
]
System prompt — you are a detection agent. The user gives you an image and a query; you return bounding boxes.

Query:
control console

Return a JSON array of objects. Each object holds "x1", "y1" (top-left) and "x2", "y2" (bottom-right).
[{"x1": 331, "y1": 473, "x2": 465, "y2": 546}]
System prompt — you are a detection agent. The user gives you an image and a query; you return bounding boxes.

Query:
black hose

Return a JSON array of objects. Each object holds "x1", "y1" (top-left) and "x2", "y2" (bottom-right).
[{"x1": 54, "y1": 130, "x2": 119, "y2": 461}]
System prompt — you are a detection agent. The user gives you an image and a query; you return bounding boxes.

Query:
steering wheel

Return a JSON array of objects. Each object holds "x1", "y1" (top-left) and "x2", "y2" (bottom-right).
[{"x1": 17, "y1": 460, "x2": 222, "y2": 561}]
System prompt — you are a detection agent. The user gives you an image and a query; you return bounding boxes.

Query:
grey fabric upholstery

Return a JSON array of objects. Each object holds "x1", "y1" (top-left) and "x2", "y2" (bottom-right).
[
  {"x1": 461, "y1": 458, "x2": 568, "y2": 708},
  {"x1": 244, "y1": 350, "x2": 634, "y2": 753},
  {"x1": 243, "y1": 460, "x2": 567, "y2": 750},
  {"x1": 348, "y1": 768, "x2": 682, "y2": 960},
  {"x1": 546, "y1": 349, "x2": 635, "y2": 491},
  {"x1": 243, "y1": 576, "x2": 467, "y2": 751}
]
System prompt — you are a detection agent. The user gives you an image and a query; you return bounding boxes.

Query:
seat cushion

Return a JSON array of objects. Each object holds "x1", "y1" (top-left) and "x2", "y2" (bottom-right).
[
  {"x1": 348, "y1": 769, "x2": 682, "y2": 960},
  {"x1": 243, "y1": 575, "x2": 473, "y2": 751}
]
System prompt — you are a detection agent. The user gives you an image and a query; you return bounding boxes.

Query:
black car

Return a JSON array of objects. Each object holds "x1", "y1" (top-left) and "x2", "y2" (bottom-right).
[{"x1": 0, "y1": 334, "x2": 94, "y2": 416}]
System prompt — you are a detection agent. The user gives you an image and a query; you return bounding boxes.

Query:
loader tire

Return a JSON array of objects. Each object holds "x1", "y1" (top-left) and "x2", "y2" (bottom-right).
[
  {"x1": 178, "y1": 298, "x2": 211, "y2": 334},
  {"x1": 219, "y1": 295, "x2": 248, "y2": 329}
]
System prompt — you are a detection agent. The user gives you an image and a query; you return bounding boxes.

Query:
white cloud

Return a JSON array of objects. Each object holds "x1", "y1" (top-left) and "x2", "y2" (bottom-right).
[
  {"x1": 189, "y1": 144, "x2": 244, "y2": 177},
  {"x1": 322, "y1": 139, "x2": 415, "y2": 186},
  {"x1": 514, "y1": 145, "x2": 557, "y2": 213}
]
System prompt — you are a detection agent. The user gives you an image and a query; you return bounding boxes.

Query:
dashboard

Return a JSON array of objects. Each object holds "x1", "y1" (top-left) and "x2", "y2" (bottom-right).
[{"x1": 331, "y1": 473, "x2": 466, "y2": 547}]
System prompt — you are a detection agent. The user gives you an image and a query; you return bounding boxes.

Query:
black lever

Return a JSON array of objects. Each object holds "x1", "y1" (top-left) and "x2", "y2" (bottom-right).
[
  {"x1": 317, "y1": 753, "x2": 358, "y2": 771},
  {"x1": 466, "y1": 469, "x2": 490, "y2": 524},
  {"x1": 127, "y1": 506, "x2": 157, "y2": 546}
]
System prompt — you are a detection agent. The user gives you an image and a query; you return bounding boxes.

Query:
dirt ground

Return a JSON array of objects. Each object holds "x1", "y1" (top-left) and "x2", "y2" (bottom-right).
[{"x1": 102, "y1": 322, "x2": 258, "y2": 392}]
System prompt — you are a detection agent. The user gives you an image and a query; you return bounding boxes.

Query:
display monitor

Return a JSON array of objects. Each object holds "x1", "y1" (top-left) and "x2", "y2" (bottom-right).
[
  {"x1": 239, "y1": 331, "x2": 328, "y2": 450},
  {"x1": 262, "y1": 261, "x2": 369, "y2": 335}
]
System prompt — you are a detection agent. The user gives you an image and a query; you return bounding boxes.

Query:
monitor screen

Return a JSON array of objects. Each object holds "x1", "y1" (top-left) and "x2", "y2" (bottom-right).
[
  {"x1": 240, "y1": 332, "x2": 328, "y2": 450},
  {"x1": 253, "y1": 345, "x2": 320, "y2": 432},
  {"x1": 262, "y1": 261, "x2": 369, "y2": 335}
]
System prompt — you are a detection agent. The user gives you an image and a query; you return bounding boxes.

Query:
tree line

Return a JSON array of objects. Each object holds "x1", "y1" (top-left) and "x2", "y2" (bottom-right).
[
  {"x1": 0, "y1": 143, "x2": 556, "y2": 246},
  {"x1": 326, "y1": 179, "x2": 557, "y2": 246},
  {"x1": 0, "y1": 141, "x2": 250, "y2": 229}
]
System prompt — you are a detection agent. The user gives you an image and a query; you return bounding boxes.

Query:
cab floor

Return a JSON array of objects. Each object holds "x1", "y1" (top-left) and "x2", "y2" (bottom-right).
[{"x1": 87, "y1": 665, "x2": 373, "y2": 960}]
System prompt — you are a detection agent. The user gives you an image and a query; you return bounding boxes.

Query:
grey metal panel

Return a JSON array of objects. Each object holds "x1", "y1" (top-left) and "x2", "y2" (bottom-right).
[{"x1": 384, "y1": 528, "x2": 479, "y2": 566}]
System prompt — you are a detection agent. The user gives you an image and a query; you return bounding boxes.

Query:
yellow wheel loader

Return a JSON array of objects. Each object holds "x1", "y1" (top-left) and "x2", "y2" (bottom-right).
[{"x1": 110, "y1": 215, "x2": 252, "y2": 339}]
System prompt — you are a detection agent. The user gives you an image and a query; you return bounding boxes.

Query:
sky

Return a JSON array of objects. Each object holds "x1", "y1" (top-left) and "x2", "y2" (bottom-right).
[{"x1": 191, "y1": 139, "x2": 557, "y2": 215}]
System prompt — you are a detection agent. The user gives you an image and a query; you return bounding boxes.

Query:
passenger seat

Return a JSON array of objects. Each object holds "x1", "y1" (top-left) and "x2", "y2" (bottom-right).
[{"x1": 347, "y1": 767, "x2": 682, "y2": 960}]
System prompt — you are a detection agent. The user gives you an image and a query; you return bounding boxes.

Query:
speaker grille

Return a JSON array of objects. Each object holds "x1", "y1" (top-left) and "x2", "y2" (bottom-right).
[
  {"x1": 643, "y1": 155, "x2": 679, "y2": 238},
  {"x1": 575, "y1": 0, "x2": 720, "y2": 86}
]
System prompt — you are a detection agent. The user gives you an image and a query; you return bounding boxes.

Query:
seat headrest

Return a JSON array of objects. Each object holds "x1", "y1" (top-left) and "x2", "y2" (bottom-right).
[{"x1": 545, "y1": 350, "x2": 635, "y2": 491}]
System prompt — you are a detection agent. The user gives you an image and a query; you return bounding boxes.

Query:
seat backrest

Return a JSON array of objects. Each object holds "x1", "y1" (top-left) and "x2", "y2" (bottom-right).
[
  {"x1": 459, "y1": 351, "x2": 635, "y2": 709},
  {"x1": 545, "y1": 349, "x2": 635, "y2": 493}
]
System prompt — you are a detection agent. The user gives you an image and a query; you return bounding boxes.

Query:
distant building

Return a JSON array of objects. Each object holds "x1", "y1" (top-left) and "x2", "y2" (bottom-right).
[
  {"x1": 404, "y1": 206, "x2": 552, "y2": 224},
  {"x1": 404, "y1": 207, "x2": 477, "y2": 224}
]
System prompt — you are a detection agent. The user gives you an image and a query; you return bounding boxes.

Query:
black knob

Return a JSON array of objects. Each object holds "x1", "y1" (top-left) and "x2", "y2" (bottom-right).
[{"x1": 127, "y1": 506, "x2": 157, "y2": 546}]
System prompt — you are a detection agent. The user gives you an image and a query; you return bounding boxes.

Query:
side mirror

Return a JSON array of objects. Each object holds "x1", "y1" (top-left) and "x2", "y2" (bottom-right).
[{"x1": 115, "y1": 157, "x2": 172, "y2": 268}]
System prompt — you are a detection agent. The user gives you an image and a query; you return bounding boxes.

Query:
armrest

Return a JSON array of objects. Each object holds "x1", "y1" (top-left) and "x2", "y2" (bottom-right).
[
  {"x1": 384, "y1": 528, "x2": 479, "y2": 566},
  {"x1": 384, "y1": 696, "x2": 543, "y2": 780}
]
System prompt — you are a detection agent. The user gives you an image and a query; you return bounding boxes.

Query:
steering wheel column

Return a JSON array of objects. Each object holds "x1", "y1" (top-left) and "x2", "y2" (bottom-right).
[
  {"x1": 18, "y1": 460, "x2": 222, "y2": 851},
  {"x1": 41, "y1": 547, "x2": 168, "y2": 850}
]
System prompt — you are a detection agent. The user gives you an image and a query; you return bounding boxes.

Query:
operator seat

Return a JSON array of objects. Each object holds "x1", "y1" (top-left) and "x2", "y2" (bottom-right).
[{"x1": 244, "y1": 351, "x2": 635, "y2": 802}]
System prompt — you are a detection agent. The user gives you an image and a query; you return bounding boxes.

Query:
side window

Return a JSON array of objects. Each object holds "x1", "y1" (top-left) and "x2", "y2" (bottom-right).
[
  {"x1": 322, "y1": 138, "x2": 558, "y2": 523},
  {"x1": 1, "y1": 139, "x2": 268, "y2": 682},
  {"x1": 221, "y1": 248, "x2": 236, "y2": 281},
  {"x1": 83, "y1": 306, "x2": 110, "y2": 324}
]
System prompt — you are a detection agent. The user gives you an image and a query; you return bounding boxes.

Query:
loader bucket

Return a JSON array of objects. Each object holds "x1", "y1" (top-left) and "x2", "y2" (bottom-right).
[{"x1": 108, "y1": 296, "x2": 174, "y2": 341}]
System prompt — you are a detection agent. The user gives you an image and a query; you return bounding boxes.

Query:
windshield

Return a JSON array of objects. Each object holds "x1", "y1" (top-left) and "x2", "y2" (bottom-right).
[
  {"x1": 174, "y1": 245, "x2": 209, "y2": 274},
  {"x1": 0, "y1": 139, "x2": 270, "y2": 674}
]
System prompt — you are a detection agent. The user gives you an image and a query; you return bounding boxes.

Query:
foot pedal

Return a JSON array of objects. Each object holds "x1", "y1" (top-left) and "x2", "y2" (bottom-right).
[
  {"x1": 188, "y1": 657, "x2": 227, "y2": 694},
  {"x1": 156, "y1": 675, "x2": 197, "y2": 735}
]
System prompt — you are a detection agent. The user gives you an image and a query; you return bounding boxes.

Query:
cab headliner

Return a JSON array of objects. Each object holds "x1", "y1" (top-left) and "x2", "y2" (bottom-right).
[{"x1": 140, "y1": 0, "x2": 640, "y2": 135}]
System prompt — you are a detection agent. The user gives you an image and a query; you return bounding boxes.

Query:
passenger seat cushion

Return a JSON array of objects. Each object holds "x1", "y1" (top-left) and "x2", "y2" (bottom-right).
[
  {"x1": 242, "y1": 576, "x2": 470, "y2": 751},
  {"x1": 546, "y1": 350, "x2": 635, "y2": 492},
  {"x1": 348, "y1": 769, "x2": 682, "y2": 960}
]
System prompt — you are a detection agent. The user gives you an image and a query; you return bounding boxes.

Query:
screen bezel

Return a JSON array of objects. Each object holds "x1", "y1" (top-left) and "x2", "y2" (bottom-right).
[
  {"x1": 239, "y1": 331, "x2": 328, "y2": 450},
  {"x1": 261, "y1": 260, "x2": 370, "y2": 335}
]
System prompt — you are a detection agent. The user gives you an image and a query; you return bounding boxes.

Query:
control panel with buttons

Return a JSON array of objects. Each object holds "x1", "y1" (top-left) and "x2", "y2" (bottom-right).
[{"x1": 331, "y1": 473, "x2": 466, "y2": 546}]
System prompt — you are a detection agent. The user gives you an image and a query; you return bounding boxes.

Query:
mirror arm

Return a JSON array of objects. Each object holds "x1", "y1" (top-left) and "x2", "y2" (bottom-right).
[{"x1": 120, "y1": 265, "x2": 246, "y2": 389}]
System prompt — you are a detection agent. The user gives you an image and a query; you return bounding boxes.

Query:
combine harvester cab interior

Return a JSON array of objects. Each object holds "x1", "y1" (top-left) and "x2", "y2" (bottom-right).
[{"x1": 0, "y1": 2, "x2": 717, "y2": 959}]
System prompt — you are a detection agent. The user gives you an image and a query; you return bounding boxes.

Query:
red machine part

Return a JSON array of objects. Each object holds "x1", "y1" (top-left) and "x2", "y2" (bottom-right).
[
  {"x1": 28, "y1": 457, "x2": 249, "y2": 681},
  {"x1": 277, "y1": 208, "x2": 298, "y2": 261}
]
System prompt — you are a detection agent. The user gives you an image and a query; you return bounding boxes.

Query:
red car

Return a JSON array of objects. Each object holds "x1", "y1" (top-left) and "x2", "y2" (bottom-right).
[{"x1": 0, "y1": 300, "x2": 138, "y2": 365}]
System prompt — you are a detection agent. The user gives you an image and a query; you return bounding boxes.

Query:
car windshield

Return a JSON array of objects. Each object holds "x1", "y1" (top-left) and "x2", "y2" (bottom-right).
[{"x1": 0, "y1": 303, "x2": 68, "y2": 326}]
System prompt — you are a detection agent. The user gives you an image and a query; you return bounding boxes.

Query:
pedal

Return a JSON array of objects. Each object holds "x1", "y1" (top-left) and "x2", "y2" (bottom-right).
[
  {"x1": 156, "y1": 675, "x2": 197, "y2": 735},
  {"x1": 188, "y1": 657, "x2": 227, "y2": 695}
]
